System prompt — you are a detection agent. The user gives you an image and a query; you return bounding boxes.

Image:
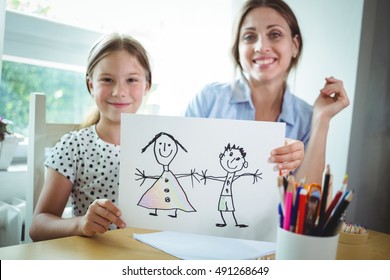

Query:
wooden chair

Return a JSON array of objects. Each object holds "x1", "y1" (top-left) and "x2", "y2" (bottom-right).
[{"x1": 25, "y1": 92, "x2": 79, "y2": 242}]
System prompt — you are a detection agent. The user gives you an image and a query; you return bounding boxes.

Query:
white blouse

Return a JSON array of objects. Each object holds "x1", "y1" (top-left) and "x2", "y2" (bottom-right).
[{"x1": 45, "y1": 125, "x2": 120, "y2": 217}]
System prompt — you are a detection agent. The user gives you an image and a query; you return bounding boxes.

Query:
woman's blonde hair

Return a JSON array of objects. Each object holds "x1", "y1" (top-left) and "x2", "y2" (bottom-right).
[{"x1": 81, "y1": 33, "x2": 152, "y2": 127}]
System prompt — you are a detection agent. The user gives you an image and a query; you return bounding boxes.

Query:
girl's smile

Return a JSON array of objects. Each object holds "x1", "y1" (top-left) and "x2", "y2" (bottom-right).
[{"x1": 107, "y1": 101, "x2": 132, "y2": 109}]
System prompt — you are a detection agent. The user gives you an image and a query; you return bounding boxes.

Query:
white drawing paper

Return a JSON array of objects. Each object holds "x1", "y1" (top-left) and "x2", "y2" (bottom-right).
[
  {"x1": 133, "y1": 231, "x2": 276, "y2": 260},
  {"x1": 119, "y1": 114, "x2": 285, "y2": 241}
]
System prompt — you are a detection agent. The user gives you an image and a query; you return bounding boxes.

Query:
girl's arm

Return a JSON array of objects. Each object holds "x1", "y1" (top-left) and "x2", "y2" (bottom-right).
[{"x1": 29, "y1": 168, "x2": 125, "y2": 242}]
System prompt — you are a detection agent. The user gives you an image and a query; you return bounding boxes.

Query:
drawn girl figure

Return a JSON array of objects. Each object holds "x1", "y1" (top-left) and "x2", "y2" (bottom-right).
[
  {"x1": 201, "y1": 143, "x2": 262, "y2": 228},
  {"x1": 136, "y1": 132, "x2": 196, "y2": 218}
]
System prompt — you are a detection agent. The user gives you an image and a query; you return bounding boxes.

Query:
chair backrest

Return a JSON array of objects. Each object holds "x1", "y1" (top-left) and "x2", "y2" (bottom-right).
[{"x1": 25, "y1": 92, "x2": 79, "y2": 242}]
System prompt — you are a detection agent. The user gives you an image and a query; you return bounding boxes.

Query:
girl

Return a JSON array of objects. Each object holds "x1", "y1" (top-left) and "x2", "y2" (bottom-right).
[
  {"x1": 29, "y1": 33, "x2": 152, "y2": 241},
  {"x1": 185, "y1": 0, "x2": 349, "y2": 184}
]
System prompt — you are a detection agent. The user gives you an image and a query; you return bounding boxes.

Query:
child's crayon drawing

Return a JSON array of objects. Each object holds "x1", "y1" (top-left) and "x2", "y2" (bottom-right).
[
  {"x1": 135, "y1": 132, "x2": 197, "y2": 218},
  {"x1": 119, "y1": 114, "x2": 285, "y2": 241},
  {"x1": 200, "y1": 143, "x2": 262, "y2": 228}
]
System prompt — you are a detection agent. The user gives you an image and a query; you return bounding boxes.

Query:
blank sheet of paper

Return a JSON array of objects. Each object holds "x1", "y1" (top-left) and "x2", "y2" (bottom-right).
[{"x1": 133, "y1": 231, "x2": 276, "y2": 260}]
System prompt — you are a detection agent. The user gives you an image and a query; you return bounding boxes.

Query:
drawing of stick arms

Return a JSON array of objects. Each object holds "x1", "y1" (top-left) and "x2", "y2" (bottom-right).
[{"x1": 134, "y1": 168, "x2": 159, "y2": 186}]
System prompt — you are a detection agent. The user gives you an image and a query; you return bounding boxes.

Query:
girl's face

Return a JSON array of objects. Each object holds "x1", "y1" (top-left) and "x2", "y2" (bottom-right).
[
  {"x1": 238, "y1": 7, "x2": 299, "y2": 86},
  {"x1": 87, "y1": 50, "x2": 150, "y2": 125}
]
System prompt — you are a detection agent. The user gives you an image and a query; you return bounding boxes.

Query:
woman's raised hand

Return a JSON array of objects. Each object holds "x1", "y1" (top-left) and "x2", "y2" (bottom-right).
[{"x1": 314, "y1": 76, "x2": 350, "y2": 121}]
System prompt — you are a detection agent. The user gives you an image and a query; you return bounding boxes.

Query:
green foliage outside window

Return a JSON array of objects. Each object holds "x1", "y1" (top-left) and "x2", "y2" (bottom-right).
[{"x1": 0, "y1": 60, "x2": 94, "y2": 135}]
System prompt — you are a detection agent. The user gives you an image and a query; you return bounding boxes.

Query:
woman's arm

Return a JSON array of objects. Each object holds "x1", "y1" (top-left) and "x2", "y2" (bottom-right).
[
  {"x1": 29, "y1": 168, "x2": 125, "y2": 242},
  {"x1": 270, "y1": 77, "x2": 349, "y2": 183},
  {"x1": 295, "y1": 77, "x2": 350, "y2": 184},
  {"x1": 294, "y1": 114, "x2": 329, "y2": 184}
]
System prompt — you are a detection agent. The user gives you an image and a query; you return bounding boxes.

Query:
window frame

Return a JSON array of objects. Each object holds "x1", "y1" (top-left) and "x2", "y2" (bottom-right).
[
  {"x1": 2, "y1": 9, "x2": 102, "y2": 70},
  {"x1": 0, "y1": 8, "x2": 103, "y2": 163}
]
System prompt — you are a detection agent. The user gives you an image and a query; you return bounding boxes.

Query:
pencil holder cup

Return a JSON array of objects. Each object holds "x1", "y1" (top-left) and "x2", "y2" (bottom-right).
[
  {"x1": 275, "y1": 227, "x2": 339, "y2": 260},
  {"x1": 336, "y1": 231, "x2": 369, "y2": 259}
]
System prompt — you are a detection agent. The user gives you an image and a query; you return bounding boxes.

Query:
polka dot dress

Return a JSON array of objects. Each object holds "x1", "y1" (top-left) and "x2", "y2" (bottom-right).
[{"x1": 45, "y1": 125, "x2": 120, "y2": 217}]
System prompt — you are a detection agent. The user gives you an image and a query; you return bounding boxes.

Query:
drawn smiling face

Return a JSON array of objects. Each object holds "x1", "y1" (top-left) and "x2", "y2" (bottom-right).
[
  {"x1": 154, "y1": 134, "x2": 178, "y2": 166},
  {"x1": 219, "y1": 147, "x2": 247, "y2": 173}
]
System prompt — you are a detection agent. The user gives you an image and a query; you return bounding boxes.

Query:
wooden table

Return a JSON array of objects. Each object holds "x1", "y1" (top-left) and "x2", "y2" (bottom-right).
[
  {"x1": 0, "y1": 227, "x2": 389, "y2": 260},
  {"x1": 0, "y1": 227, "x2": 178, "y2": 260},
  {"x1": 364, "y1": 230, "x2": 390, "y2": 260}
]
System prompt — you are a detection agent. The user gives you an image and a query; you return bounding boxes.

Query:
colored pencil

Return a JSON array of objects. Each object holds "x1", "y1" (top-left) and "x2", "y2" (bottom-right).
[
  {"x1": 290, "y1": 186, "x2": 302, "y2": 232},
  {"x1": 282, "y1": 175, "x2": 295, "y2": 231},
  {"x1": 324, "y1": 174, "x2": 348, "y2": 223},
  {"x1": 304, "y1": 190, "x2": 320, "y2": 235},
  {"x1": 322, "y1": 191, "x2": 353, "y2": 236},
  {"x1": 277, "y1": 170, "x2": 285, "y2": 214},
  {"x1": 278, "y1": 203, "x2": 284, "y2": 228},
  {"x1": 295, "y1": 188, "x2": 308, "y2": 234},
  {"x1": 318, "y1": 164, "x2": 331, "y2": 231}
]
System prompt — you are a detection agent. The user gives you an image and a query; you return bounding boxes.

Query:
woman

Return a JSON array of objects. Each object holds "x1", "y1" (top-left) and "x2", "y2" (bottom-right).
[{"x1": 185, "y1": 0, "x2": 349, "y2": 184}]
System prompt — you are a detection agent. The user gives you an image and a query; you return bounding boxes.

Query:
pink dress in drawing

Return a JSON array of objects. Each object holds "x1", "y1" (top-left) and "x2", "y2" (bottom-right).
[
  {"x1": 138, "y1": 170, "x2": 195, "y2": 212},
  {"x1": 136, "y1": 132, "x2": 197, "y2": 217}
]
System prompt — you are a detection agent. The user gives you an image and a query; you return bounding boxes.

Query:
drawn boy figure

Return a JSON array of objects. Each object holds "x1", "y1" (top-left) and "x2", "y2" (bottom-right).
[
  {"x1": 135, "y1": 132, "x2": 197, "y2": 218},
  {"x1": 201, "y1": 143, "x2": 262, "y2": 228}
]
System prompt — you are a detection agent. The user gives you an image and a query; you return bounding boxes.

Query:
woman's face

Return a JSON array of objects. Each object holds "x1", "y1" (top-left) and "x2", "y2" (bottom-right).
[
  {"x1": 87, "y1": 49, "x2": 150, "y2": 125},
  {"x1": 238, "y1": 7, "x2": 299, "y2": 86}
]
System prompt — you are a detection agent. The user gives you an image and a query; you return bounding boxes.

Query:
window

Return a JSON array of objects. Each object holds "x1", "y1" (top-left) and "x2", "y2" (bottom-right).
[
  {"x1": 1, "y1": 0, "x2": 238, "y2": 135},
  {"x1": 1, "y1": 59, "x2": 93, "y2": 135},
  {"x1": 1, "y1": 5, "x2": 103, "y2": 135}
]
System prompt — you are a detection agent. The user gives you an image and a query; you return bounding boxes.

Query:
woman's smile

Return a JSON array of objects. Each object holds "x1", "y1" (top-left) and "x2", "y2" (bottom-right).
[{"x1": 253, "y1": 57, "x2": 276, "y2": 68}]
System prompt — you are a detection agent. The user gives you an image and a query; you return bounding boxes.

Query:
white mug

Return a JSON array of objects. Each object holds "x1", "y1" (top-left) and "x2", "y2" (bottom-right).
[{"x1": 276, "y1": 227, "x2": 339, "y2": 260}]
